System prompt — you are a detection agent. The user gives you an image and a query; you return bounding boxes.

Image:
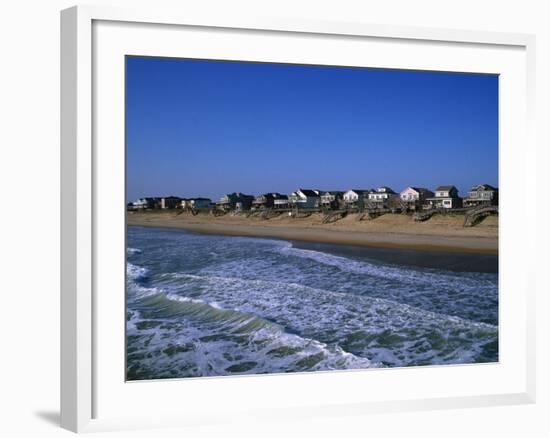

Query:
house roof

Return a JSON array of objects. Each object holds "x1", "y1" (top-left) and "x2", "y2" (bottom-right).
[
  {"x1": 376, "y1": 186, "x2": 396, "y2": 194},
  {"x1": 321, "y1": 191, "x2": 344, "y2": 196},
  {"x1": 411, "y1": 187, "x2": 433, "y2": 194},
  {"x1": 435, "y1": 185, "x2": 457, "y2": 191},
  {"x1": 221, "y1": 192, "x2": 254, "y2": 199},
  {"x1": 298, "y1": 189, "x2": 320, "y2": 197},
  {"x1": 470, "y1": 184, "x2": 498, "y2": 192},
  {"x1": 253, "y1": 194, "x2": 276, "y2": 202},
  {"x1": 258, "y1": 192, "x2": 285, "y2": 199},
  {"x1": 347, "y1": 189, "x2": 370, "y2": 195},
  {"x1": 401, "y1": 186, "x2": 433, "y2": 194}
]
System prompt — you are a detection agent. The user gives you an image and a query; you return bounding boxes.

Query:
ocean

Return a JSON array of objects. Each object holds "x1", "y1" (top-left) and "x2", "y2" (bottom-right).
[{"x1": 126, "y1": 226, "x2": 498, "y2": 380}]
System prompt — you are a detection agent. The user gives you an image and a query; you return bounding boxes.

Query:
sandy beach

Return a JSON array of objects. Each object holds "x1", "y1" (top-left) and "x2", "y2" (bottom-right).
[{"x1": 127, "y1": 210, "x2": 498, "y2": 254}]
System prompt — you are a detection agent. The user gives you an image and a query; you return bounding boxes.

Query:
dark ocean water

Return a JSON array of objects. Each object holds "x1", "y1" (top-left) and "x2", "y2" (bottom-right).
[{"x1": 126, "y1": 226, "x2": 498, "y2": 380}]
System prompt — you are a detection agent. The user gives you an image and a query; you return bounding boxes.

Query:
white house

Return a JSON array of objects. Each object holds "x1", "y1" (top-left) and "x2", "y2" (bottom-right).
[
  {"x1": 426, "y1": 185, "x2": 462, "y2": 209},
  {"x1": 133, "y1": 198, "x2": 149, "y2": 209},
  {"x1": 289, "y1": 189, "x2": 321, "y2": 209},
  {"x1": 343, "y1": 189, "x2": 370, "y2": 208},
  {"x1": 133, "y1": 197, "x2": 161, "y2": 209},
  {"x1": 368, "y1": 187, "x2": 397, "y2": 206},
  {"x1": 399, "y1": 187, "x2": 434, "y2": 206}
]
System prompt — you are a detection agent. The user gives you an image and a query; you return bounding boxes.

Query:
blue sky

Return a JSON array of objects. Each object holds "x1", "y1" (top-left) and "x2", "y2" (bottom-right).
[{"x1": 126, "y1": 56, "x2": 498, "y2": 202}]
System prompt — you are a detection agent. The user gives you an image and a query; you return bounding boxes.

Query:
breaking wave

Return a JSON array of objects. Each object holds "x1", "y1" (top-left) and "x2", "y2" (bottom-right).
[{"x1": 125, "y1": 227, "x2": 499, "y2": 380}]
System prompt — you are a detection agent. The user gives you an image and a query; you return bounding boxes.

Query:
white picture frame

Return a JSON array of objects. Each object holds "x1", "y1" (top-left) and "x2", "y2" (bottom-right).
[{"x1": 60, "y1": 4, "x2": 536, "y2": 433}]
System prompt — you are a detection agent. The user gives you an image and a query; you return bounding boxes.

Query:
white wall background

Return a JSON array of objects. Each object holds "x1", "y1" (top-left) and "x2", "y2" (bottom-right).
[{"x1": 0, "y1": 0, "x2": 548, "y2": 437}]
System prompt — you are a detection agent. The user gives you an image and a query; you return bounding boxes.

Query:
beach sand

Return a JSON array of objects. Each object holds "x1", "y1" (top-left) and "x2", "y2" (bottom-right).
[{"x1": 127, "y1": 210, "x2": 498, "y2": 254}]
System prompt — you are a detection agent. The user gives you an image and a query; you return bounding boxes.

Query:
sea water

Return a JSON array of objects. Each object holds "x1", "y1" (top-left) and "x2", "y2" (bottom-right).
[{"x1": 126, "y1": 226, "x2": 498, "y2": 380}]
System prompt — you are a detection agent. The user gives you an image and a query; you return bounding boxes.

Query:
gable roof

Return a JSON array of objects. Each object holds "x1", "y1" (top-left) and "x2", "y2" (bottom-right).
[
  {"x1": 411, "y1": 187, "x2": 432, "y2": 193},
  {"x1": 404, "y1": 187, "x2": 434, "y2": 195},
  {"x1": 262, "y1": 192, "x2": 285, "y2": 199},
  {"x1": 470, "y1": 184, "x2": 498, "y2": 192},
  {"x1": 435, "y1": 185, "x2": 457, "y2": 192},
  {"x1": 254, "y1": 193, "x2": 282, "y2": 202},
  {"x1": 347, "y1": 189, "x2": 370, "y2": 195},
  {"x1": 298, "y1": 189, "x2": 320, "y2": 197}
]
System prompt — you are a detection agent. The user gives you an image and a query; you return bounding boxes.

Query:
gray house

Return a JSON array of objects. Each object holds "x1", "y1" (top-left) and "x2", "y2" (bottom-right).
[
  {"x1": 160, "y1": 196, "x2": 183, "y2": 209},
  {"x1": 463, "y1": 184, "x2": 498, "y2": 207},
  {"x1": 252, "y1": 193, "x2": 286, "y2": 210},
  {"x1": 289, "y1": 189, "x2": 321, "y2": 209},
  {"x1": 273, "y1": 195, "x2": 290, "y2": 209},
  {"x1": 216, "y1": 192, "x2": 254, "y2": 211},
  {"x1": 426, "y1": 185, "x2": 462, "y2": 209},
  {"x1": 181, "y1": 197, "x2": 212, "y2": 210}
]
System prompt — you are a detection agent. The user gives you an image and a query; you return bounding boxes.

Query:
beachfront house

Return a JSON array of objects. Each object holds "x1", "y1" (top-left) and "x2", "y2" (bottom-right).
[
  {"x1": 190, "y1": 198, "x2": 212, "y2": 209},
  {"x1": 288, "y1": 189, "x2": 321, "y2": 209},
  {"x1": 252, "y1": 193, "x2": 286, "y2": 210},
  {"x1": 133, "y1": 197, "x2": 162, "y2": 210},
  {"x1": 216, "y1": 192, "x2": 254, "y2": 211},
  {"x1": 463, "y1": 184, "x2": 499, "y2": 207},
  {"x1": 343, "y1": 189, "x2": 370, "y2": 209},
  {"x1": 426, "y1": 185, "x2": 462, "y2": 209},
  {"x1": 181, "y1": 197, "x2": 212, "y2": 210},
  {"x1": 399, "y1": 187, "x2": 435, "y2": 209},
  {"x1": 367, "y1": 187, "x2": 397, "y2": 208},
  {"x1": 273, "y1": 195, "x2": 290, "y2": 209},
  {"x1": 320, "y1": 191, "x2": 344, "y2": 210},
  {"x1": 160, "y1": 196, "x2": 183, "y2": 209}
]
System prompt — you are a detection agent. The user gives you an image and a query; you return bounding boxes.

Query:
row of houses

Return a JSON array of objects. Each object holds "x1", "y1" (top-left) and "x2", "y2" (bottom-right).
[
  {"x1": 128, "y1": 184, "x2": 498, "y2": 212},
  {"x1": 131, "y1": 196, "x2": 212, "y2": 210}
]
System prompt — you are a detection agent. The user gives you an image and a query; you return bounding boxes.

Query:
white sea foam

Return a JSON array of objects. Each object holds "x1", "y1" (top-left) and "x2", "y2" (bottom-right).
[
  {"x1": 127, "y1": 290, "x2": 374, "y2": 379},
  {"x1": 186, "y1": 249, "x2": 497, "y2": 325},
  {"x1": 278, "y1": 244, "x2": 496, "y2": 288},
  {"x1": 125, "y1": 227, "x2": 499, "y2": 379},
  {"x1": 152, "y1": 271, "x2": 496, "y2": 368},
  {"x1": 127, "y1": 262, "x2": 148, "y2": 280}
]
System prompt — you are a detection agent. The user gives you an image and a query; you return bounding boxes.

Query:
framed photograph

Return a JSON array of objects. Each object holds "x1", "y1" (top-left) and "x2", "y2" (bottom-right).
[{"x1": 61, "y1": 5, "x2": 536, "y2": 433}]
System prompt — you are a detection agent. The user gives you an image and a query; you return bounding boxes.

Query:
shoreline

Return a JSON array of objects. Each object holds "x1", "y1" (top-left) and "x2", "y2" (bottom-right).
[{"x1": 127, "y1": 212, "x2": 498, "y2": 255}]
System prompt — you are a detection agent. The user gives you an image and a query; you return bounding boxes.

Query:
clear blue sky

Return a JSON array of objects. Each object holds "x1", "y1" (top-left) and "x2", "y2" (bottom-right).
[{"x1": 126, "y1": 56, "x2": 498, "y2": 202}]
